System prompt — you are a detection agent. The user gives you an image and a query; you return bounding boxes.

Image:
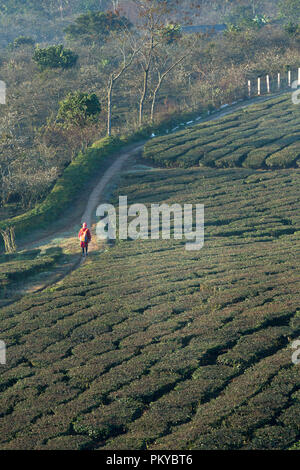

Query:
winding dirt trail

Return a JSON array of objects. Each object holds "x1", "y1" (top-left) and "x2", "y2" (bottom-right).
[
  {"x1": 81, "y1": 144, "x2": 144, "y2": 228},
  {"x1": 28, "y1": 91, "x2": 290, "y2": 252},
  {"x1": 1, "y1": 143, "x2": 145, "y2": 304},
  {"x1": 78, "y1": 143, "x2": 145, "y2": 264},
  {"x1": 11, "y1": 89, "x2": 292, "y2": 296}
]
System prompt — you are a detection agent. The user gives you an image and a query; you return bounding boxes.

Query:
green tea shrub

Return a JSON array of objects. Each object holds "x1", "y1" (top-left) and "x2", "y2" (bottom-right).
[{"x1": 266, "y1": 144, "x2": 300, "y2": 168}]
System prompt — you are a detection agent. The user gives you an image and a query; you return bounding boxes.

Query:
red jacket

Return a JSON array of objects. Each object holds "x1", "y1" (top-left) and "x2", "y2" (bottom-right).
[{"x1": 78, "y1": 228, "x2": 91, "y2": 244}]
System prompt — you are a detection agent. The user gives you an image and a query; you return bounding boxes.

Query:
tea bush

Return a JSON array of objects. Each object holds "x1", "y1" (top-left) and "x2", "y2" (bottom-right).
[{"x1": 143, "y1": 93, "x2": 300, "y2": 170}]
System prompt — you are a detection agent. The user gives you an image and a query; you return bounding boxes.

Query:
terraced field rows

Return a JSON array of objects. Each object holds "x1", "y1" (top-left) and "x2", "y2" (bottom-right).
[
  {"x1": 0, "y1": 167, "x2": 299, "y2": 449},
  {"x1": 144, "y1": 94, "x2": 300, "y2": 169},
  {"x1": 0, "y1": 249, "x2": 61, "y2": 290}
]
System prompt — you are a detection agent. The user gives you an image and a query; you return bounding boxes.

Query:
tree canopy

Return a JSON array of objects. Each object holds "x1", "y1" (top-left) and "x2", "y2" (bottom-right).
[
  {"x1": 57, "y1": 92, "x2": 101, "y2": 127},
  {"x1": 160, "y1": 23, "x2": 182, "y2": 44},
  {"x1": 64, "y1": 11, "x2": 132, "y2": 43},
  {"x1": 33, "y1": 45, "x2": 78, "y2": 70}
]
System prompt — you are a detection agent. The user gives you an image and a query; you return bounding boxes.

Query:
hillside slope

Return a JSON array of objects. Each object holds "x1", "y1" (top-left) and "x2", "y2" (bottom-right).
[
  {"x1": 0, "y1": 165, "x2": 299, "y2": 450},
  {"x1": 143, "y1": 94, "x2": 300, "y2": 169}
]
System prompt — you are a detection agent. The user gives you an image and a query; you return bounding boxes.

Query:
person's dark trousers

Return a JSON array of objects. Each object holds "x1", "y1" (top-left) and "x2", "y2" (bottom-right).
[{"x1": 82, "y1": 245, "x2": 88, "y2": 256}]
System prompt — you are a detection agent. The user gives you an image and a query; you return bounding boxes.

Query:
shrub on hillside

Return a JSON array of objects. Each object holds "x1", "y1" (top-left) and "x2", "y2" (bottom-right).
[
  {"x1": 12, "y1": 36, "x2": 35, "y2": 48},
  {"x1": 33, "y1": 45, "x2": 78, "y2": 70},
  {"x1": 57, "y1": 92, "x2": 101, "y2": 128},
  {"x1": 265, "y1": 144, "x2": 300, "y2": 168},
  {"x1": 248, "y1": 426, "x2": 297, "y2": 450},
  {"x1": 215, "y1": 147, "x2": 253, "y2": 167},
  {"x1": 144, "y1": 93, "x2": 300, "y2": 170},
  {"x1": 242, "y1": 146, "x2": 280, "y2": 169},
  {"x1": 64, "y1": 11, "x2": 132, "y2": 44}
]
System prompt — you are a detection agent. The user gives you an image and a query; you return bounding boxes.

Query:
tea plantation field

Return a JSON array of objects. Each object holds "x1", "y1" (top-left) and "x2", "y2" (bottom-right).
[
  {"x1": 0, "y1": 247, "x2": 80, "y2": 307},
  {"x1": 0, "y1": 165, "x2": 299, "y2": 450},
  {"x1": 143, "y1": 94, "x2": 300, "y2": 169},
  {"x1": 0, "y1": 249, "x2": 61, "y2": 293}
]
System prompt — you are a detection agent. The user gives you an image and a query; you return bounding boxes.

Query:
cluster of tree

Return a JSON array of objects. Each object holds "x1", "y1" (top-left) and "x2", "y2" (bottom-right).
[
  {"x1": 18, "y1": 5, "x2": 192, "y2": 135},
  {"x1": 64, "y1": 10, "x2": 132, "y2": 43},
  {"x1": 0, "y1": 131, "x2": 58, "y2": 210},
  {"x1": 33, "y1": 45, "x2": 78, "y2": 69},
  {"x1": 57, "y1": 91, "x2": 101, "y2": 127},
  {"x1": 1, "y1": 1, "x2": 298, "y2": 47},
  {"x1": 0, "y1": 0, "x2": 112, "y2": 17},
  {"x1": 1, "y1": 1, "x2": 298, "y2": 23},
  {"x1": 1, "y1": 0, "x2": 300, "y2": 215},
  {"x1": 0, "y1": 0, "x2": 114, "y2": 45}
]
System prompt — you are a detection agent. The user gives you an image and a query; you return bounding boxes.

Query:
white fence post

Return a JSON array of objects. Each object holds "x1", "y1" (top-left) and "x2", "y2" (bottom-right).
[
  {"x1": 288, "y1": 70, "x2": 291, "y2": 87},
  {"x1": 266, "y1": 75, "x2": 270, "y2": 93},
  {"x1": 248, "y1": 80, "x2": 251, "y2": 98},
  {"x1": 298, "y1": 67, "x2": 300, "y2": 86},
  {"x1": 257, "y1": 77, "x2": 261, "y2": 96},
  {"x1": 278, "y1": 73, "x2": 281, "y2": 90}
]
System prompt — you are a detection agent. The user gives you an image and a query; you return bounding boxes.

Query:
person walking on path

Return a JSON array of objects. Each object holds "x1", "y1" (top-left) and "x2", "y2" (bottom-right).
[{"x1": 78, "y1": 222, "x2": 91, "y2": 256}]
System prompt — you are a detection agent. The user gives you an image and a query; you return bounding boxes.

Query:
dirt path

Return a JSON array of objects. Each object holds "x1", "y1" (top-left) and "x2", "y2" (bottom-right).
[
  {"x1": 27, "y1": 90, "x2": 292, "y2": 253},
  {"x1": 78, "y1": 143, "x2": 145, "y2": 262},
  {"x1": 1, "y1": 143, "x2": 145, "y2": 304},
  {"x1": 81, "y1": 144, "x2": 144, "y2": 228},
  {"x1": 9, "y1": 89, "x2": 292, "y2": 296},
  {"x1": 37, "y1": 142, "x2": 143, "y2": 262}
]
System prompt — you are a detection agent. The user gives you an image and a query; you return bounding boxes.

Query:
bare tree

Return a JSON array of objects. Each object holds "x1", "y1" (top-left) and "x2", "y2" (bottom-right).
[
  {"x1": 106, "y1": 41, "x2": 139, "y2": 136},
  {"x1": 111, "y1": 0, "x2": 120, "y2": 13},
  {"x1": 150, "y1": 50, "x2": 189, "y2": 124},
  {"x1": 132, "y1": 0, "x2": 196, "y2": 126},
  {"x1": 133, "y1": 0, "x2": 171, "y2": 126},
  {"x1": 138, "y1": 35, "x2": 155, "y2": 127}
]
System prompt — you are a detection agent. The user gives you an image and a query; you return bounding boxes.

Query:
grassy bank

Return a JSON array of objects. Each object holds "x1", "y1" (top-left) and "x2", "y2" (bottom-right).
[{"x1": 0, "y1": 137, "x2": 122, "y2": 240}]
